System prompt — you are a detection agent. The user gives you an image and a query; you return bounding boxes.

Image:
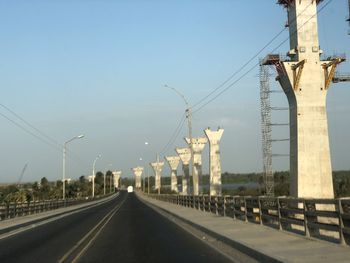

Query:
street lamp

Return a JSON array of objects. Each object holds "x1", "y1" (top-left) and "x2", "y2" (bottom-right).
[
  {"x1": 139, "y1": 158, "x2": 144, "y2": 191},
  {"x1": 164, "y1": 84, "x2": 195, "y2": 194},
  {"x1": 62, "y1": 134, "x2": 84, "y2": 200},
  {"x1": 92, "y1": 154, "x2": 102, "y2": 198},
  {"x1": 143, "y1": 141, "x2": 152, "y2": 194},
  {"x1": 108, "y1": 164, "x2": 113, "y2": 194}
]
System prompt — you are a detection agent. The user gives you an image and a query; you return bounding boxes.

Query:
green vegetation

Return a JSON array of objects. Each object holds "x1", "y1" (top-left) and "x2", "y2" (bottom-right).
[
  {"x1": 4, "y1": 170, "x2": 348, "y2": 202},
  {"x1": 0, "y1": 171, "x2": 115, "y2": 203},
  {"x1": 332, "y1": 171, "x2": 350, "y2": 197}
]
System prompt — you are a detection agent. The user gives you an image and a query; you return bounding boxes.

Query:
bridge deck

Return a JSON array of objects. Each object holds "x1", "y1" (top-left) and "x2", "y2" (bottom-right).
[{"x1": 138, "y1": 193, "x2": 350, "y2": 263}]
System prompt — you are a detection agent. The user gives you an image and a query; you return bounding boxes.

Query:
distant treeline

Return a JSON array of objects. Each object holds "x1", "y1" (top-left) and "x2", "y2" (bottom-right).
[
  {"x1": 0, "y1": 171, "x2": 115, "y2": 203},
  {"x1": 2, "y1": 170, "x2": 349, "y2": 202}
]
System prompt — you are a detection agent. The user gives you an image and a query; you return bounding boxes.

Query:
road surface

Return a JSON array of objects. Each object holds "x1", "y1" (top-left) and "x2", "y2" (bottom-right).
[{"x1": 0, "y1": 191, "x2": 232, "y2": 263}]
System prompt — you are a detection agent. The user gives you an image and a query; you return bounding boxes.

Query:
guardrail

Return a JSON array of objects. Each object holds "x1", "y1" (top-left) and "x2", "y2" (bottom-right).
[
  {"x1": 148, "y1": 194, "x2": 350, "y2": 246},
  {"x1": 0, "y1": 193, "x2": 114, "y2": 221}
]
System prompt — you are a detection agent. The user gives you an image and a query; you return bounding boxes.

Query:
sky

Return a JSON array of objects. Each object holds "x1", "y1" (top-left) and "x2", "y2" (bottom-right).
[{"x1": 0, "y1": 0, "x2": 349, "y2": 183}]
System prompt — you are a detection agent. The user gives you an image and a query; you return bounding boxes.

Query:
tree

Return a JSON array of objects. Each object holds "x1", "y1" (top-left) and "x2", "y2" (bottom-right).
[
  {"x1": 40, "y1": 177, "x2": 51, "y2": 199},
  {"x1": 94, "y1": 172, "x2": 104, "y2": 196}
]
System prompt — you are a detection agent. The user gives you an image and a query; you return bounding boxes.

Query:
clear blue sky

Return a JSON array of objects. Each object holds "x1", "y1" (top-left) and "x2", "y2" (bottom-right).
[{"x1": 0, "y1": 0, "x2": 349, "y2": 183}]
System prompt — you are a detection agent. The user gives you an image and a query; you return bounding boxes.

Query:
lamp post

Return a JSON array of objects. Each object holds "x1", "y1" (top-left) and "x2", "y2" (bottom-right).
[
  {"x1": 92, "y1": 154, "x2": 101, "y2": 198},
  {"x1": 106, "y1": 163, "x2": 113, "y2": 194},
  {"x1": 139, "y1": 158, "x2": 145, "y2": 192},
  {"x1": 144, "y1": 141, "x2": 152, "y2": 194},
  {"x1": 109, "y1": 164, "x2": 113, "y2": 193},
  {"x1": 164, "y1": 84, "x2": 195, "y2": 194},
  {"x1": 62, "y1": 134, "x2": 84, "y2": 200},
  {"x1": 104, "y1": 172, "x2": 106, "y2": 196}
]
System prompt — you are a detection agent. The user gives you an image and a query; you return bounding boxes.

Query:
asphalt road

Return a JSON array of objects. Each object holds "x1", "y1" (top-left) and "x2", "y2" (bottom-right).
[{"x1": 0, "y1": 191, "x2": 232, "y2": 263}]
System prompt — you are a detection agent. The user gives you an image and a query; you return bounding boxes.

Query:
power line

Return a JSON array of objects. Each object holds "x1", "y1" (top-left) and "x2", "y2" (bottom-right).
[
  {"x1": 157, "y1": 1, "x2": 320, "y2": 156},
  {"x1": 0, "y1": 103, "x2": 60, "y2": 146},
  {"x1": 191, "y1": 0, "x2": 332, "y2": 113},
  {"x1": 159, "y1": 112, "x2": 186, "y2": 156},
  {"x1": 0, "y1": 111, "x2": 62, "y2": 152},
  {"x1": 191, "y1": 26, "x2": 288, "y2": 109},
  {"x1": 191, "y1": 1, "x2": 314, "y2": 110},
  {"x1": 0, "y1": 104, "x2": 90, "y2": 172}
]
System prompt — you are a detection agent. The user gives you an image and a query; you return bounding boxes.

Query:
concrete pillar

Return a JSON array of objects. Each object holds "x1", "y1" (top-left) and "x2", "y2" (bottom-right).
[
  {"x1": 132, "y1": 166, "x2": 143, "y2": 189},
  {"x1": 150, "y1": 161, "x2": 164, "y2": 192},
  {"x1": 204, "y1": 128, "x2": 224, "y2": 196},
  {"x1": 165, "y1": 156, "x2": 180, "y2": 193},
  {"x1": 185, "y1": 137, "x2": 207, "y2": 195},
  {"x1": 275, "y1": 0, "x2": 342, "y2": 198},
  {"x1": 112, "y1": 170, "x2": 122, "y2": 189},
  {"x1": 175, "y1": 147, "x2": 191, "y2": 195}
]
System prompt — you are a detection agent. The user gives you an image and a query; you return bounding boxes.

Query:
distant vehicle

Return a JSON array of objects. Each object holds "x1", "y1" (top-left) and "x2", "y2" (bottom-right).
[{"x1": 127, "y1": 186, "x2": 134, "y2": 193}]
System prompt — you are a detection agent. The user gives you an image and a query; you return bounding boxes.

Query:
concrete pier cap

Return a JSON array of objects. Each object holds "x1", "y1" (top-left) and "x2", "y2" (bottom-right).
[
  {"x1": 112, "y1": 170, "x2": 122, "y2": 188},
  {"x1": 204, "y1": 127, "x2": 224, "y2": 197},
  {"x1": 132, "y1": 166, "x2": 144, "y2": 189},
  {"x1": 185, "y1": 137, "x2": 208, "y2": 195},
  {"x1": 150, "y1": 161, "x2": 164, "y2": 191},
  {"x1": 175, "y1": 147, "x2": 192, "y2": 195},
  {"x1": 165, "y1": 156, "x2": 181, "y2": 193}
]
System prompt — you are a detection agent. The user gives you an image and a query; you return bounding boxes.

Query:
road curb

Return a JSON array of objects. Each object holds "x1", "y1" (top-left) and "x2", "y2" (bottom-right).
[
  {"x1": 0, "y1": 193, "x2": 119, "y2": 239},
  {"x1": 137, "y1": 193, "x2": 283, "y2": 263}
]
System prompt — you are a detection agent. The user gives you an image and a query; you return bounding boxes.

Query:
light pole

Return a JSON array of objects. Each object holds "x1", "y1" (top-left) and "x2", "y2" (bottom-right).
[
  {"x1": 157, "y1": 154, "x2": 161, "y2": 195},
  {"x1": 92, "y1": 154, "x2": 101, "y2": 198},
  {"x1": 62, "y1": 134, "x2": 84, "y2": 200},
  {"x1": 164, "y1": 84, "x2": 195, "y2": 194},
  {"x1": 106, "y1": 163, "x2": 113, "y2": 194},
  {"x1": 109, "y1": 164, "x2": 113, "y2": 194},
  {"x1": 144, "y1": 141, "x2": 152, "y2": 194},
  {"x1": 139, "y1": 158, "x2": 145, "y2": 192}
]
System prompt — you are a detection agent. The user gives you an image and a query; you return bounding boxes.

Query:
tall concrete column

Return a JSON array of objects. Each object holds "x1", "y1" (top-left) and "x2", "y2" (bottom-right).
[
  {"x1": 132, "y1": 167, "x2": 143, "y2": 189},
  {"x1": 204, "y1": 128, "x2": 224, "y2": 196},
  {"x1": 272, "y1": 0, "x2": 344, "y2": 198},
  {"x1": 175, "y1": 147, "x2": 191, "y2": 195},
  {"x1": 112, "y1": 170, "x2": 122, "y2": 189},
  {"x1": 150, "y1": 160, "x2": 164, "y2": 193},
  {"x1": 165, "y1": 156, "x2": 180, "y2": 193},
  {"x1": 185, "y1": 137, "x2": 207, "y2": 195}
]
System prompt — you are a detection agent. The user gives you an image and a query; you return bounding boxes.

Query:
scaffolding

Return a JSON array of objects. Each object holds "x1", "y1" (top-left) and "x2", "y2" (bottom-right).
[
  {"x1": 260, "y1": 61, "x2": 274, "y2": 196},
  {"x1": 260, "y1": 59, "x2": 290, "y2": 197},
  {"x1": 333, "y1": 73, "x2": 350, "y2": 83}
]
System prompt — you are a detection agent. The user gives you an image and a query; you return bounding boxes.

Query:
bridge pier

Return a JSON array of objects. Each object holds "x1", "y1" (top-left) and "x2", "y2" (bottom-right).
[
  {"x1": 268, "y1": 0, "x2": 345, "y2": 198},
  {"x1": 204, "y1": 128, "x2": 224, "y2": 197},
  {"x1": 165, "y1": 156, "x2": 181, "y2": 193},
  {"x1": 176, "y1": 147, "x2": 191, "y2": 195},
  {"x1": 185, "y1": 137, "x2": 207, "y2": 195},
  {"x1": 112, "y1": 171, "x2": 122, "y2": 189},
  {"x1": 132, "y1": 167, "x2": 144, "y2": 190},
  {"x1": 150, "y1": 159, "x2": 164, "y2": 194}
]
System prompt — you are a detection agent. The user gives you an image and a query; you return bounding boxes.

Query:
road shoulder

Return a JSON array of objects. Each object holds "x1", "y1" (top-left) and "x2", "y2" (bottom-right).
[{"x1": 136, "y1": 192, "x2": 350, "y2": 263}]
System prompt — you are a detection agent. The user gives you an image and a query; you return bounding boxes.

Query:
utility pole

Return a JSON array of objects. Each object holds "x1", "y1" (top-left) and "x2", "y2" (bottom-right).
[
  {"x1": 157, "y1": 154, "x2": 160, "y2": 195},
  {"x1": 62, "y1": 134, "x2": 84, "y2": 200},
  {"x1": 143, "y1": 170, "x2": 146, "y2": 192},
  {"x1": 165, "y1": 85, "x2": 196, "y2": 195},
  {"x1": 92, "y1": 154, "x2": 101, "y2": 198},
  {"x1": 186, "y1": 108, "x2": 195, "y2": 195},
  {"x1": 103, "y1": 172, "x2": 106, "y2": 195},
  {"x1": 147, "y1": 167, "x2": 150, "y2": 194}
]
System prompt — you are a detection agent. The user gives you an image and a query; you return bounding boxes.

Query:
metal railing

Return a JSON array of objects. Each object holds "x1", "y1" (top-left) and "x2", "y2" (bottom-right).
[
  {"x1": 148, "y1": 194, "x2": 350, "y2": 246},
  {"x1": 0, "y1": 193, "x2": 114, "y2": 221}
]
